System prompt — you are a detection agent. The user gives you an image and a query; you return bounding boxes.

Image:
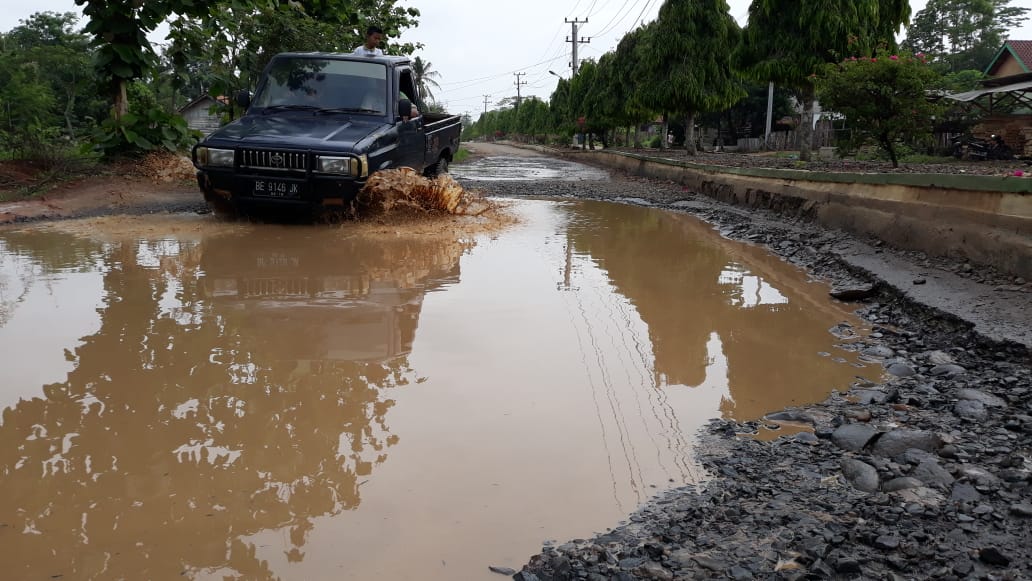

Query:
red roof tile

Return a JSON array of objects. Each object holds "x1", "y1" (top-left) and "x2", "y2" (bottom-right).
[
  {"x1": 1007, "y1": 40, "x2": 1032, "y2": 69},
  {"x1": 989, "y1": 40, "x2": 1032, "y2": 75}
]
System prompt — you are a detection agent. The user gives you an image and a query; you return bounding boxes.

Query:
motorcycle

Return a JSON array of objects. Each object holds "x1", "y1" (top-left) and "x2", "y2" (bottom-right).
[{"x1": 951, "y1": 134, "x2": 1015, "y2": 161}]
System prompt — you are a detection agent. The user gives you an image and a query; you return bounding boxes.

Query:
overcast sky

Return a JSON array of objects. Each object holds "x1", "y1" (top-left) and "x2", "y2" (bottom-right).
[{"x1": 3, "y1": 0, "x2": 1031, "y2": 118}]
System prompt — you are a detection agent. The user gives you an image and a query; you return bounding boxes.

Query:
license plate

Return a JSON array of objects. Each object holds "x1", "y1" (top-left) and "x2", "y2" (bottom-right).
[{"x1": 253, "y1": 179, "x2": 302, "y2": 198}]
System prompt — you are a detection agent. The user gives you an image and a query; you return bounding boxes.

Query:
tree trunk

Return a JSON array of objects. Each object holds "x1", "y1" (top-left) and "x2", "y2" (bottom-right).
[
  {"x1": 660, "y1": 114, "x2": 669, "y2": 150},
  {"x1": 882, "y1": 133, "x2": 898, "y2": 168},
  {"x1": 799, "y1": 85, "x2": 815, "y2": 162},
  {"x1": 634, "y1": 125, "x2": 641, "y2": 148},
  {"x1": 113, "y1": 79, "x2": 129, "y2": 119},
  {"x1": 716, "y1": 115, "x2": 722, "y2": 151},
  {"x1": 685, "y1": 112, "x2": 697, "y2": 155},
  {"x1": 64, "y1": 88, "x2": 77, "y2": 138}
]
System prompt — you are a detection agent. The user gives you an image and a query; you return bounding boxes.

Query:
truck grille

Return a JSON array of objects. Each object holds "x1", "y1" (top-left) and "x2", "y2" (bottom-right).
[
  {"x1": 240, "y1": 149, "x2": 308, "y2": 171},
  {"x1": 243, "y1": 278, "x2": 310, "y2": 298}
]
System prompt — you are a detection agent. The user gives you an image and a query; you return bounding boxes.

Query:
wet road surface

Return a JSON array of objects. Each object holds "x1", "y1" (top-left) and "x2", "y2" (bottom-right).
[
  {"x1": 451, "y1": 153, "x2": 609, "y2": 182},
  {"x1": 0, "y1": 155, "x2": 878, "y2": 580}
]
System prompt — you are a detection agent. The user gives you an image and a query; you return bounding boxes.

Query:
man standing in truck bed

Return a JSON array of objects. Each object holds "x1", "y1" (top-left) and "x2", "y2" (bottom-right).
[
  {"x1": 352, "y1": 26, "x2": 419, "y2": 118},
  {"x1": 353, "y1": 26, "x2": 384, "y2": 57}
]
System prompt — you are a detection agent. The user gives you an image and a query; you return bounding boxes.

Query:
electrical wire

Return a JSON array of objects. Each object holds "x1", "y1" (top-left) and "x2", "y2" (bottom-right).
[{"x1": 591, "y1": 0, "x2": 640, "y2": 39}]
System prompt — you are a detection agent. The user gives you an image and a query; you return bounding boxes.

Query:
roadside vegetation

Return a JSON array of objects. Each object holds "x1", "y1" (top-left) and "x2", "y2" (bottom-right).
[
  {"x1": 464, "y1": 0, "x2": 1028, "y2": 165},
  {"x1": 0, "y1": 0, "x2": 1028, "y2": 196}
]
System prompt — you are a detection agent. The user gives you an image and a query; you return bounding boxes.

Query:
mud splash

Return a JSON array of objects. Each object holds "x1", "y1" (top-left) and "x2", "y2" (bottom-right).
[{"x1": 356, "y1": 168, "x2": 494, "y2": 217}]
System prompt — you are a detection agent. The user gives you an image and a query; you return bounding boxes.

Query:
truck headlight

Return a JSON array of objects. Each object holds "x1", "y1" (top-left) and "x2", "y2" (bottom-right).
[
  {"x1": 196, "y1": 147, "x2": 234, "y2": 168},
  {"x1": 316, "y1": 155, "x2": 367, "y2": 177}
]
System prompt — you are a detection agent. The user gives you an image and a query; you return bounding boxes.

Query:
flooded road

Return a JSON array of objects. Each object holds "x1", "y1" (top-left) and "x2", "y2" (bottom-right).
[
  {"x1": 0, "y1": 200, "x2": 876, "y2": 580},
  {"x1": 451, "y1": 147, "x2": 609, "y2": 182}
]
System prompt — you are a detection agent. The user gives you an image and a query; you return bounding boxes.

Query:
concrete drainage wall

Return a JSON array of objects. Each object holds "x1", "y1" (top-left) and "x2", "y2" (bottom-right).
[{"x1": 565, "y1": 149, "x2": 1032, "y2": 279}]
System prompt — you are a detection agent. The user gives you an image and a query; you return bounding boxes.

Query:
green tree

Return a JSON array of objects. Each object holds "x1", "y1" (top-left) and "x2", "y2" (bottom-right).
[
  {"x1": 5, "y1": 12, "x2": 99, "y2": 138},
  {"x1": 166, "y1": 1, "x2": 421, "y2": 111},
  {"x1": 737, "y1": 0, "x2": 911, "y2": 160},
  {"x1": 582, "y1": 52, "x2": 629, "y2": 148},
  {"x1": 548, "y1": 77, "x2": 574, "y2": 139},
  {"x1": 903, "y1": 0, "x2": 1029, "y2": 72},
  {"x1": 818, "y1": 52, "x2": 946, "y2": 166},
  {"x1": 77, "y1": 0, "x2": 420, "y2": 119},
  {"x1": 513, "y1": 97, "x2": 550, "y2": 142},
  {"x1": 0, "y1": 53, "x2": 57, "y2": 155},
  {"x1": 568, "y1": 58, "x2": 599, "y2": 147},
  {"x1": 641, "y1": 0, "x2": 745, "y2": 154},
  {"x1": 411, "y1": 56, "x2": 441, "y2": 101},
  {"x1": 75, "y1": 0, "x2": 224, "y2": 118},
  {"x1": 610, "y1": 26, "x2": 653, "y2": 147}
]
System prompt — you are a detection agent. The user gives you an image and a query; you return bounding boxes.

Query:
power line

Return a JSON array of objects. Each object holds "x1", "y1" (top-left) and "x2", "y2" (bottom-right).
[
  {"x1": 438, "y1": 53, "x2": 567, "y2": 89},
  {"x1": 624, "y1": 0, "x2": 662, "y2": 36},
  {"x1": 587, "y1": 0, "x2": 615, "y2": 17},
  {"x1": 591, "y1": 0, "x2": 639, "y2": 38},
  {"x1": 435, "y1": 53, "x2": 565, "y2": 94}
]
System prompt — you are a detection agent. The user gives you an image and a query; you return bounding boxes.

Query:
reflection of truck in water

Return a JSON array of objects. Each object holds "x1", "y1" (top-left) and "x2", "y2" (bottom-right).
[
  {"x1": 191, "y1": 53, "x2": 462, "y2": 214},
  {"x1": 200, "y1": 232, "x2": 466, "y2": 363}
]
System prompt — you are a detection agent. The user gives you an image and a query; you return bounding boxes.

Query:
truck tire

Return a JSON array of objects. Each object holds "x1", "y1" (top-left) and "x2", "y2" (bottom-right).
[
  {"x1": 424, "y1": 155, "x2": 449, "y2": 178},
  {"x1": 204, "y1": 192, "x2": 238, "y2": 219}
]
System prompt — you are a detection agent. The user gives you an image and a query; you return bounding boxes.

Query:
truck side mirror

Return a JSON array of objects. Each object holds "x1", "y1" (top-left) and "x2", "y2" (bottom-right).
[
  {"x1": 234, "y1": 90, "x2": 252, "y2": 109},
  {"x1": 398, "y1": 98, "x2": 413, "y2": 120}
]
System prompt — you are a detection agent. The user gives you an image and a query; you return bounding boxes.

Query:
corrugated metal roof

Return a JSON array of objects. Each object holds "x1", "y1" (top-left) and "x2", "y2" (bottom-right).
[{"x1": 946, "y1": 79, "x2": 1032, "y2": 102}]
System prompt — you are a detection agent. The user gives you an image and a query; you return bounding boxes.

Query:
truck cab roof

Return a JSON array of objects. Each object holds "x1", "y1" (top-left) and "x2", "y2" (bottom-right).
[{"x1": 273, "y1": 52, "x2": 412, "y2": 67}]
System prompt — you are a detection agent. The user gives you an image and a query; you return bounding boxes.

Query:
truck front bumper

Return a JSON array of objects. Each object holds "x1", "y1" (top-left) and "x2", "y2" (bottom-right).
[{"x1": 197, "y1": 169, "x2": 366, "y2": 210}]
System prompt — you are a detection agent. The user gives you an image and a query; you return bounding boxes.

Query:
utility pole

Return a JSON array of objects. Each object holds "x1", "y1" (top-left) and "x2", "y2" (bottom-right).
[
  {"x1": 483, "y1": 94, "x2": 490, "y2": 115},
  {"x1": 514, "y1": 72, "x2": 527, "y2": 109},
  {"x1": 564, "y1": 17, "x2": 590, "y2": 77}
]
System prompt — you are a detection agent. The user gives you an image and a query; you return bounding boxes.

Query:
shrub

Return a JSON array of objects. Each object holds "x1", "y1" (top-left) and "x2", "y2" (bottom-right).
[
  {"x1": 92, "y1": 108, "x2": 200, "y2": 155},
  {"x1": 818, "y1": 51, "x2": 945, "y2": 167}
]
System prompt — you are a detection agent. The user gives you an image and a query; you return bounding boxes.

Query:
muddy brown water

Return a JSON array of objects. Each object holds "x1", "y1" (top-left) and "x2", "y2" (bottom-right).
[{"x1": 0, "y1": 200, "x2": 876, "y2": 580}]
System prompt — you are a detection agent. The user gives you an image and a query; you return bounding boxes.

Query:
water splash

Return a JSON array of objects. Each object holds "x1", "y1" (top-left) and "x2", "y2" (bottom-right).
[{"x1": 356, "y1": 168, "x2": 492, "y2": 216}]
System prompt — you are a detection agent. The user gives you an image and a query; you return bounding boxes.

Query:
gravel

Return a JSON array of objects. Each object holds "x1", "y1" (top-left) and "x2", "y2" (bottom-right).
[{"x1": 461, "y1": 154, "x2": 1032, "y2": 581}]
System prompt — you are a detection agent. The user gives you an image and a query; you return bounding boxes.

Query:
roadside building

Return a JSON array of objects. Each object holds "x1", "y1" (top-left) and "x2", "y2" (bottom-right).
[
  {"x1": 947, "y1": 40, "x2": 1032, "y2": 157},
  {"x1": 178, "y1": 95, "x2": 228, "y2": 136}
]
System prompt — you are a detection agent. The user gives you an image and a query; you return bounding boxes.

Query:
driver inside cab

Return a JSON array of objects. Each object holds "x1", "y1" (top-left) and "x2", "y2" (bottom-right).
[{"x1": 400, "y1": 91, "x2": 420, "y2": 121}]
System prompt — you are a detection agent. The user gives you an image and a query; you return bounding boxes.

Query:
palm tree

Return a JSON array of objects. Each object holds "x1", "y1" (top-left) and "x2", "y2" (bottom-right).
[{"x1": 412, "y1": 56, "x2": 442, "y2": 101}]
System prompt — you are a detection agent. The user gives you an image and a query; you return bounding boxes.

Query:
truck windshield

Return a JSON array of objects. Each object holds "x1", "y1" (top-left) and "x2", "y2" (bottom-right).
[{"x1": 253, "y1": 58, "x2": 389, "y2": 115}]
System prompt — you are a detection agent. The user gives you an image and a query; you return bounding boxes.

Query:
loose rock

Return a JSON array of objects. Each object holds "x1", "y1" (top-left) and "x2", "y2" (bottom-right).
[
  {"x1": 841, "y1": 458, "x2": 880, "y2": 492},
  {"x1": 869, "y1": 430, "x2": 943, "y2": 458}
]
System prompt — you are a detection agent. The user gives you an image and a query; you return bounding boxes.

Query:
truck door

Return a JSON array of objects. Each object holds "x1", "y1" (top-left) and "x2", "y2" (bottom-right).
[{"x1": 396, "y1": 68, "x2": 425, "y2": 170}]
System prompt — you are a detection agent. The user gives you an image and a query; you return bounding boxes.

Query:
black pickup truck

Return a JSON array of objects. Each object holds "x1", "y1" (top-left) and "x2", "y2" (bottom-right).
[{"x1": 191, "y1": 52, "x2": 462, "y2": 213}]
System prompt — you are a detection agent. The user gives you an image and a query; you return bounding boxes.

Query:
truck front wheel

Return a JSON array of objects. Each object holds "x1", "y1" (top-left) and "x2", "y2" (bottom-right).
[
  {"x1": 424, "y1": 155, "x2": 449, "y2": 178},
  {"x1": 204, "y1": 192, "x2": 238, "y2": 219}
]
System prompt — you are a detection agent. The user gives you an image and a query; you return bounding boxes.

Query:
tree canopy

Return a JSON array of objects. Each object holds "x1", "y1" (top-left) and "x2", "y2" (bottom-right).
[
  {"x1": 903, "y1": 0, "x2": 1030, "y2": 72},
  {"x1": 818, "y1": 51, "x2": 946, "y2": 166},
  {"x1": 642, "y1": 0, "x2": 744, "y2": 153},
  {"x1": 737, "y1": 0, "x2": 912, "y2": 160}
]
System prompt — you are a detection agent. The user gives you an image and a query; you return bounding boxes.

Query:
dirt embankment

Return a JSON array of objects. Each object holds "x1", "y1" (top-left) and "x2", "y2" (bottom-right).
[{"x1": 0, "y1": 152, "x2": 203, "y2": 224}]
